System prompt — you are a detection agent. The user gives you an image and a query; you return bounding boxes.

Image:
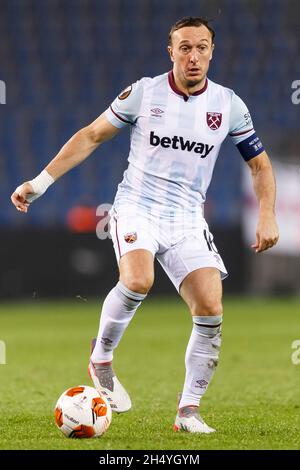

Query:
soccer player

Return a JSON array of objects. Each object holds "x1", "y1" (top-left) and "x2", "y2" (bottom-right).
[{"x1": 11, "y1": 17, "x2": 279, "y2": 433}]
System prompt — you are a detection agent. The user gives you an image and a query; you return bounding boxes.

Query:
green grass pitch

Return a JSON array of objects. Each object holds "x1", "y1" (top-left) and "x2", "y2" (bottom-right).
[{"x1": 0, "y1": 296, "x2": 299, "y2": 450}]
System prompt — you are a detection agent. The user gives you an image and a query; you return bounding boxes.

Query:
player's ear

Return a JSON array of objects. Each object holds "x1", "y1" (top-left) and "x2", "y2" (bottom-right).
[{"x1": 168, "y1": 46, "x2": 175, "y2": 63}]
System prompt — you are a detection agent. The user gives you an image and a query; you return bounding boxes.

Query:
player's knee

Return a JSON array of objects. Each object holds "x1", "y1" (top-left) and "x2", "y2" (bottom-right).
[
  {"x1": 121, "y1": 274, "x2": 154, "y2": 295},
  {"x1": 191, "y1": 299, "x2": 223, "y2": 317}
]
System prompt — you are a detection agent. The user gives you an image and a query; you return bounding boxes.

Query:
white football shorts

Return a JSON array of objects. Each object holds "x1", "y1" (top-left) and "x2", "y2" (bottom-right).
[{"x1": 109, "y1": 206, "x2": 228, "y2": 292}]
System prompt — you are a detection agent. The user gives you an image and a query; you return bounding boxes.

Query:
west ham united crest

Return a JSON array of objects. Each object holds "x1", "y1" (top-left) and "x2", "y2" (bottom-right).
[
  {"x1": 124, "y1": 232, "x2": 137, "y2": 244},
  {"x1": 207, "y1": 112, "x2": 222, "y2": 130}
]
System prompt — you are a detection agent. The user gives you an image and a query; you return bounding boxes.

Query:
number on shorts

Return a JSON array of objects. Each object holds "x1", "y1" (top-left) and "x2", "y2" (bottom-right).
[{"x1": 203, "y1": 229, "x2": 218, "y2": 254}]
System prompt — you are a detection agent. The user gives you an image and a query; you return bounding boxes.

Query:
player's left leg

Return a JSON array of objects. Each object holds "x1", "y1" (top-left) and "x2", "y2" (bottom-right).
[
  {"x1": 174, "y1": 267, "x2": 222, "y2": 433},
  {"x1": 157, "y1": 228, "x2": 227, "y2": 433}
]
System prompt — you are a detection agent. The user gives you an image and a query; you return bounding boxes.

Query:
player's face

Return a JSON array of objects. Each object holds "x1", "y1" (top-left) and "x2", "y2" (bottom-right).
[{"x1": 168, "y1": 26, "x2": 214, "y2": 88}]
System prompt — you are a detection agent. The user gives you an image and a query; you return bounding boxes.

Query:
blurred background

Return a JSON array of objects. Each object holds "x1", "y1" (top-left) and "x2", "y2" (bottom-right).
[{"x1": 0, "y1": 0, "x2": 299, "y2": 299}]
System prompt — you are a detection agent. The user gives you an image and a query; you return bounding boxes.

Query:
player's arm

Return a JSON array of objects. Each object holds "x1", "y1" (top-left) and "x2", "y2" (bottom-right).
[
  {"x1": 247, "y1": 151, "x2": 279, "y2": 253},
  {"x1": 11, "y1": 80, "x2": 142, "y2": 213},
  {"x1": 229, "y1": 93, "x2": 279, "y2": 253},
  {"x1": 11, "y1": 113, "x2": 120, "y2": 213},
  {"x1": 46, "y1": 113, "x2": 120, "y2": 180}
]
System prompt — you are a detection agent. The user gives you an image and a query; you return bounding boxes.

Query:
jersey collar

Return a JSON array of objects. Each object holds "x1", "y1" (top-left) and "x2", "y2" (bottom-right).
[{"x1": 168, "y1": 71, "x2": 208, "y2": 101}]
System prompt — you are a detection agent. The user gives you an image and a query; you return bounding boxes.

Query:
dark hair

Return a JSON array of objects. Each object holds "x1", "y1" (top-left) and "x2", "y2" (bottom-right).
[{"x1": 168, "y1": 16, "x2": 215, "y2": 46}]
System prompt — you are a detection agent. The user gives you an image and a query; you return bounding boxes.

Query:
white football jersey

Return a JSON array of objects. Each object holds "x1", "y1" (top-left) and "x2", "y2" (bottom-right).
[{"x1": 105, "y1": 71, "x2": 263, "y2": 218}]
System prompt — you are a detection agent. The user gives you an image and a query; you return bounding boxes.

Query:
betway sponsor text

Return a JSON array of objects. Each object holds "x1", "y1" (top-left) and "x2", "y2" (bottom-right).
[{"x1": 150, "y1": 131, "x2": 214, "y2": 158}]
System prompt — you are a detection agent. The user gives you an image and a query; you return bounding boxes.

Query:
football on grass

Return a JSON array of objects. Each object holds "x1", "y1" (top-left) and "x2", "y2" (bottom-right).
[{"x1": 54, "y1": 385, "x2": 112, "y2": 438}]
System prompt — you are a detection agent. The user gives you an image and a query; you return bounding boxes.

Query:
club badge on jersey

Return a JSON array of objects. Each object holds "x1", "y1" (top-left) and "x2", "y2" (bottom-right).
[
  {"x1": 206, "y1": 112, "x2": 222, "y2": 130},
  {"x1": 124, "y1": 232, "x2": 137, "y2": 244}
]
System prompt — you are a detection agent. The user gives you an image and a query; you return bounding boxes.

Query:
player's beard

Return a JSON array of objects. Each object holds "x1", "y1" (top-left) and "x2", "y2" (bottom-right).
[
  {"x1": 184, "y1": 72, "x2": 205, "y2": 88},
  {"x1": 186, "y1": 78, "x2": 203, "y2": 87}
]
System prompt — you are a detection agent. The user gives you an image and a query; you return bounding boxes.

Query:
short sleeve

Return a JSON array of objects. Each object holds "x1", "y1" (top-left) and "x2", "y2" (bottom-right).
[
  {"x1": 104, "y1": 80, "x2": 144, "y2": 128},
  {"x1": 229, "y1": 93, "x2": 264, "y2": 161},
  {"x1": 229, "y1": 93, "x2": 255, "y2": 145}
]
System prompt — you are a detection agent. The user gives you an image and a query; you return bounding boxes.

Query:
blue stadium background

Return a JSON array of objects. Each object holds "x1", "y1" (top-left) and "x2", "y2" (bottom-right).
[
  {"x1": 0, "y1": 0, "x2": 299, "y2": 297},
  {"x1": 1, "y1": 0, "x2": 299, "y2": 228}
]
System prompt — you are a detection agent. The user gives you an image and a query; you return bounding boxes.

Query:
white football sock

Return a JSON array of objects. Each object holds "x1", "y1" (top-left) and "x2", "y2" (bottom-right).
[
  {"x1": 178, "y1": 315, "x2": 223, "y2": 409},
  {"x1": 90, "y1": 281, "x2": 147, "y2": 363}
]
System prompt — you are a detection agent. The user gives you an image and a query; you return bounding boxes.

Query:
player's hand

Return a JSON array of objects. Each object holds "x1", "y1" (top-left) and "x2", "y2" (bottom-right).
[
  {"x1": 251, "y1": 213, "x2": 279, "y2": 253},
  {"x1": 11, "y1": 182, "x2": 35, "y2": 213}
]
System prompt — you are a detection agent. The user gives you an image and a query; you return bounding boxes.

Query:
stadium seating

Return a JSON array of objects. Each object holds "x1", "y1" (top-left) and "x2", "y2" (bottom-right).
[{"x1": 0, "y1": 0, "x2": 299, "y2": 227}]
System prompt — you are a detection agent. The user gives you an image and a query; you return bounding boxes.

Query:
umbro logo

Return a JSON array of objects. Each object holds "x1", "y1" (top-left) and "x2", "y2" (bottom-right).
[
  {"x1": 195, "y1": 379, "x2": 208, "y2": 388},
  {"x1": 101, "y1": 337, "x2": 113, "y2": 345},
  {"x1": 150, "y1": 131, "x2": 214, "y2": 158},
  {"x1": 151, "y1": 107, "x2": 164, "y2": 117}
]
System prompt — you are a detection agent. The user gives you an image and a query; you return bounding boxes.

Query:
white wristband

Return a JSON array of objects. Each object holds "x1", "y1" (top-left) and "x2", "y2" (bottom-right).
[
  {"x1": 15, "y1": 169, "x2": 55, "y2": 203},
  {"x1": 29, "y1": 169, "x2": 55, "y2": 196}
]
